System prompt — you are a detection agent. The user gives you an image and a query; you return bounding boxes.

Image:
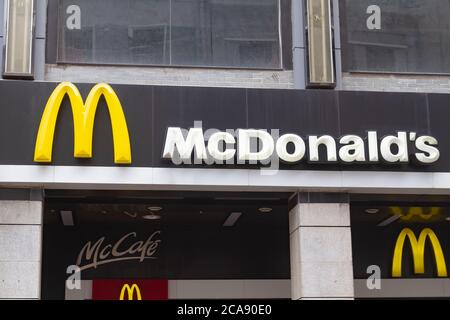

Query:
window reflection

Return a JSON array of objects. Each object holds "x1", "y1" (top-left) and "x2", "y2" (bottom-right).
[
  {"x1": 343, "y1": 0, "x2": 450, "y2": 74},
  {"x1": 58, "y1": 0, "x2": 281, "y2": 69}
]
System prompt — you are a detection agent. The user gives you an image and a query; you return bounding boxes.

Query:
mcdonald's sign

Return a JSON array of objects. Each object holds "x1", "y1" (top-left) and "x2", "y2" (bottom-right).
[
  {"x1": 34, "y1": 82, "x2": 132, "y2": 164},
  {"x1": 119, "y1": 284, "x2": 142, "y2": 301},
  {"x1": 392, "y1": 228, "x2": 448, "y2": 278}
]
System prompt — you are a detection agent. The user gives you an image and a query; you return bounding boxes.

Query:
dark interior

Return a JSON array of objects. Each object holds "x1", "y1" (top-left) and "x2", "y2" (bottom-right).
[
  {"x1": 351, "y1": 195, "x2": 450, "y2": 280},
  {"x1": 41, "y1": 191, "x2": 292, "y2": 300}
]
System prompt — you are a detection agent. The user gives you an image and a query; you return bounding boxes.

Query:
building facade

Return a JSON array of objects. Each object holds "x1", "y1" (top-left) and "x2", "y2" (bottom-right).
[{"x1": 1, "y1": 0, "x2": 450, "y2": 300}]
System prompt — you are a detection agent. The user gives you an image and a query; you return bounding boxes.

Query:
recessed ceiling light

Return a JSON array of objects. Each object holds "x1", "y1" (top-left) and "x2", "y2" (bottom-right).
[
  {"x1": 258, "y1": 207, "x2": 273, "y2": 213},
  {"x1": 148, "y1": 206, "x2": 162, "y2": 212},
  {"x1": 101, "y1": 210, "x2": 108, "y2": 214},
  {"x1": 142, "y1": 214, "x2": 161, "y2": 220},
  {"x1": 445, "y1": 217, "x2": 450, "y2": 221},
  {"x1": 365, "y1": 209, "x2": 380, "y2": 214}
]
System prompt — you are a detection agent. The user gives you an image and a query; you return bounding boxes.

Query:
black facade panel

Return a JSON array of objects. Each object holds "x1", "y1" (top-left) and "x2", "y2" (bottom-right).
[{"x1": 0, "y1": 80, "x2": 449, "y2": 172}]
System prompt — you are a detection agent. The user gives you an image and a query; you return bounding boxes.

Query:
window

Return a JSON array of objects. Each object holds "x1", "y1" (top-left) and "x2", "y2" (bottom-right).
[
  {"x1": 55, "y1": 0, "x2": 282, "y2": 69},
  {"x1": 341, "y1": 0, "x2": 450, "y2": 74}
]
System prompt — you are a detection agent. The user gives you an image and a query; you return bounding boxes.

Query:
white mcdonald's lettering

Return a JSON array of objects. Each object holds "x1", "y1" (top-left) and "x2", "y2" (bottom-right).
[{"x1": 163, "y1": 127, "x2": 440, "y2": 165}]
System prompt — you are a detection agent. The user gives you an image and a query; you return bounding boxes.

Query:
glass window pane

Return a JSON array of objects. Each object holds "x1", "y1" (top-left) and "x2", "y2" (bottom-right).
[
  {"x1": 210, "y1": 0, "x2": 280, "y2": 68},
  {"x1": 171, "y1": 0, "x2": 280, "y2": 68},
  {"x1": 171, "y1": 0, "x2": 213, "y2": 66},
  {"x1": 342, "y1": 0, "x2": 450, "y2": 74},
  {"x1": 58, "y1": 0, "x2": 281, "y2": 69},
  {"x1": 59, "y1": 0, "x2": 170, "y2": 65}
]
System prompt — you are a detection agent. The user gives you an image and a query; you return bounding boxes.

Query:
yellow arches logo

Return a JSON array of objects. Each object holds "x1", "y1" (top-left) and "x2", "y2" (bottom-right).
[
  {"x1": 119, "y1": 284, "x2": 142, "y2": 300},
  {"x1": 392, "y1": 228, "x2": 448, "y2": 278},
  {"x1": 34, "y1": 82, "x2": 132, "y2": 164}
]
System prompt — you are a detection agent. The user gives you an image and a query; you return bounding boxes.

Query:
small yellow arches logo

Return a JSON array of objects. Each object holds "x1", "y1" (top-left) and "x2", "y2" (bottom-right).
[
  {"x1": 392, "y1": 228, "x2": 448, "y2": 278},
  {"x1": 119, "y1": 284, "x2": 142, "y2": 300}
]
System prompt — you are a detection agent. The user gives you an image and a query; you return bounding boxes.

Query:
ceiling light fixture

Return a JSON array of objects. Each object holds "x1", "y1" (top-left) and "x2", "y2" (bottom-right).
[
  {"x1": 365, "y1": 209, "x2": 380, "y2": 214},
  {"x1": 377, "y1": 214, "x2": 401, "y2": 227},
  {"x1": 142, "y1": 213, "x2": 161, "y2": 221},
  {"x1": 60, "y1": 210, "x2": 74, "y2": 227},
  {"x1": 258, "y1": 207, "x2": 273, "y2": 213},
  {"x1": 223, "y1": 212, "x2": 242, "y2": 227},
  {"x1": 148, "y1": 206, "x2": 163, "y2": 212}
]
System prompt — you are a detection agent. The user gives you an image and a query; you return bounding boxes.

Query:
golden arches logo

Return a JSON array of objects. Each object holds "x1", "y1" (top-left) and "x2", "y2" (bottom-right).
[
  {"x1": 34, "y1": 82, "x2": 132, "y2": 164},
  {"x1": 119, "y1": 284, "x2": 142, "y2": 300},
  {"x1": 392, "y1": 228, "x2": 448, "y2": 278}
]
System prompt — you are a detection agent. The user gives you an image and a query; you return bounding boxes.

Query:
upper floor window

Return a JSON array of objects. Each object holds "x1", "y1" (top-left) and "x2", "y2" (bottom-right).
[
  {"x1": 56, "y1": 0, "x2": 282, "y2": 69},
  {"x1": 341, "y1": 0, "x2": 450, "y2": 74}
]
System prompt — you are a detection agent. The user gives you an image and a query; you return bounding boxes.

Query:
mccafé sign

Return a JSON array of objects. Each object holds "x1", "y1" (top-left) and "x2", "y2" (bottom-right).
[
  {"x1": 33, "y1": 82, "x2": 441, "y2": 167},
  {"x1": 76, "y1": 232, "x2": 161, "y2": 272}
]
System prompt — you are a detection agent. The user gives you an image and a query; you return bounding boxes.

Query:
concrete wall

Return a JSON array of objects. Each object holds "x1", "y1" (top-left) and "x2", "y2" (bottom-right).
[
  {"x1": 289, "y1": 193, "x2": 354, "y2": 300},
  {"x1": 342, "y1": 73, "x2": 450, "y2": 94},
  {"x1": 45, "y1": 65, "x2": 294, "y2": 89},
  {"x1": 0, "y1": 190, "x2": 43, "y2": 300}
]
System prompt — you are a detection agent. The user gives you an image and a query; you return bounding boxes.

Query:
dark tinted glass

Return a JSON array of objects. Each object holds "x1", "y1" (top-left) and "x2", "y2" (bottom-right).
[
  {"x1": 58, "y1": 0, "x2": 281, "y2": 69},
  {"x1": 343, "y1": 0, "x2": 450, "y2": 74}
]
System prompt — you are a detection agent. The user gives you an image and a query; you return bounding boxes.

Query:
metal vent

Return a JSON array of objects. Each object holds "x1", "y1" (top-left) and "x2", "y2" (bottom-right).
[
  {"x1": 3, "y1": 0, "x2": 35, "y2": 79},
  {"x1": 306, "y1": 0, "x2": 335, "y2": 87}
]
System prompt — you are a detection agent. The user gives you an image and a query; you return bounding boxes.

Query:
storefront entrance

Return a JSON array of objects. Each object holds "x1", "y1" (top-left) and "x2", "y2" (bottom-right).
[{"x1": 41, "y1": 191, "x2": 291, "y2": 300}]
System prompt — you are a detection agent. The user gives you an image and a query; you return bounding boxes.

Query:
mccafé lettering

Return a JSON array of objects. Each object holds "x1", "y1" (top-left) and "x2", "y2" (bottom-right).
[
  {"x1": 163, "y1": 128, "x2": 440, "y2": 165},
  {"x1": 76, "y1": 232, "x2": 161, "y2": 272}
]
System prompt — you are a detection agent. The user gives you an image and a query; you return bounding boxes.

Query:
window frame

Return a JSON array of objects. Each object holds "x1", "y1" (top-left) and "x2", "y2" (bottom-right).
[{"x1": 46, "y1": 0, "x2": 292, "y2": 71}]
